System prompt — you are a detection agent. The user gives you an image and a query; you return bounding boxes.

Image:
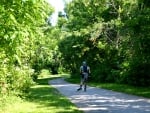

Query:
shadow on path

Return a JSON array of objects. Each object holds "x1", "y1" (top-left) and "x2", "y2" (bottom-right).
[{"x1": 49, "y1": 78, "x2": 150, "y2": 113}]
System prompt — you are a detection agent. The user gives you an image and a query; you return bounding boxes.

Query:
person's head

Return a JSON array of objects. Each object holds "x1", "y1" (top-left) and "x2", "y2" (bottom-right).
[{"x1": 82, "y1": 61, "x2": 87, "y2": 66}]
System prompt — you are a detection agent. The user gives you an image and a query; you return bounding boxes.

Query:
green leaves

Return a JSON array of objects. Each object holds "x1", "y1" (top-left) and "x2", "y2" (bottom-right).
[
  {"x1": 58, "y1": 0, "x2": 150, "y2": 86},
  {"x1": 0, "y1": 0, "x2": 54, "y2": 96}
]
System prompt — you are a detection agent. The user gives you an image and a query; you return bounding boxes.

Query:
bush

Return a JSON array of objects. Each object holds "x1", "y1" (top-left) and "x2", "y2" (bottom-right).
[
  {"x1": 0, "y1": 66, "x2": 34, "y2": 96},
  {"x1": 127, "y1": 62, "x2": 150, "y2": 86}
]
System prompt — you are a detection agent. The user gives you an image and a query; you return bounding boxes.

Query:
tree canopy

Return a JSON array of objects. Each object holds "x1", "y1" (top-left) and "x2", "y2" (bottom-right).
[
  {"x1": 58, "y1": 0, "x2": 150, "y2": 86},
  {"x1": 0, "y1": 0, "x2": 54, "y2": 95},
  {"x1": 0, "y1": 0, "x2": 150, "y2": 98}
]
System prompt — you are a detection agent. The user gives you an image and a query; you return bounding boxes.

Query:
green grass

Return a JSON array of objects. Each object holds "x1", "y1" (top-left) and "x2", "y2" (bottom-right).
[
  {"x1": 1, "y1": 70, "x2": 149, "y2": 113},
  {"x1": 66, "y1": 77, "x2": 150, "y2": 98},
  {"x1": 90, "y1": 83, "x2": 150, "y2": 98},
  {"x1": 0, "y1": 73, "x2": 83, "y2": 113}
]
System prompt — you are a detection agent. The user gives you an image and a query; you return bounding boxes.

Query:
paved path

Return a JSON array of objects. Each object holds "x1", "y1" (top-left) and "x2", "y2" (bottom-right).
[{"x1": 49, "y1": 78, "x2": 150, "y2": 113}]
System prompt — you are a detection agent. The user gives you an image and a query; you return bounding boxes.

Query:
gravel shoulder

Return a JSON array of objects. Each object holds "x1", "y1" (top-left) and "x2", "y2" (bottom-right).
[{"x1": 49, "y1": 78, "x2": 150, "y2": 113}]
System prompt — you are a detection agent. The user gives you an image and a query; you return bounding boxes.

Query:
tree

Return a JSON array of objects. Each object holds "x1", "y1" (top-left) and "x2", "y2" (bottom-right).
[
  {"x1": 0, "y1": 0, "x2": 53, "y2": 96},
  {"x1": 58, "y1": 0, "x2": 150, "y2": 86},
  {"x1": 124, "y1": 0, "x2": 150, "y2": 86}
]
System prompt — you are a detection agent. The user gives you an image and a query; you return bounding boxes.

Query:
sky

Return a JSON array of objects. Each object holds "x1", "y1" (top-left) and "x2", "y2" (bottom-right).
[
  {"x1": 47, "y1": 0, "x2": 64, "y2": 11},
  {"x1": 46, "y1": 0, "x2": 70, "y2": 26}
]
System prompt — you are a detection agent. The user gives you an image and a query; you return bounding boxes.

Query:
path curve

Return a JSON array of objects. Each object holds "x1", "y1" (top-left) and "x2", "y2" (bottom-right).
[{"x1": 49, "y1": 78, "x2": 150, "y2": 113}]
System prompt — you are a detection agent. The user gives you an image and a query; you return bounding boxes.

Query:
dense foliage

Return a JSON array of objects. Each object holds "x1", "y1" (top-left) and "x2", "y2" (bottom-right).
[
  {"x1": 58, "y1": 0, "x2": 150, "y2": 86},
  {"x1": 0, "y1": 0, "x2": 149, "y2": 101},
  {"x1": 0, "y1": 0, "x2": 54, "y2": 97}
]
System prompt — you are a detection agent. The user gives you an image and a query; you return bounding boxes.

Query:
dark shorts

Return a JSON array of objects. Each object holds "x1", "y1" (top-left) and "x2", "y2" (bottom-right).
[{"x1": 81, "y1": 72, "x2": 88, "y2": 82}]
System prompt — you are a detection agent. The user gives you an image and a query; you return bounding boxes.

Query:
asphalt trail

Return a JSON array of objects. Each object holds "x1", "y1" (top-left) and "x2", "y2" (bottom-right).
[{"x1": 49, "y1": 78, "x2": 150, "y2": 113}]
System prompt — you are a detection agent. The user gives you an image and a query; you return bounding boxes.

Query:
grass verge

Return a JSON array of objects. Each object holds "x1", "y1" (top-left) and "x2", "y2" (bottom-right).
[
  {"x1": 66, "y1": 77, "x2": 150, "y2": 98},
  {"x1": 0, "y1": 74, "x2": 82, "y2": 113}
]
